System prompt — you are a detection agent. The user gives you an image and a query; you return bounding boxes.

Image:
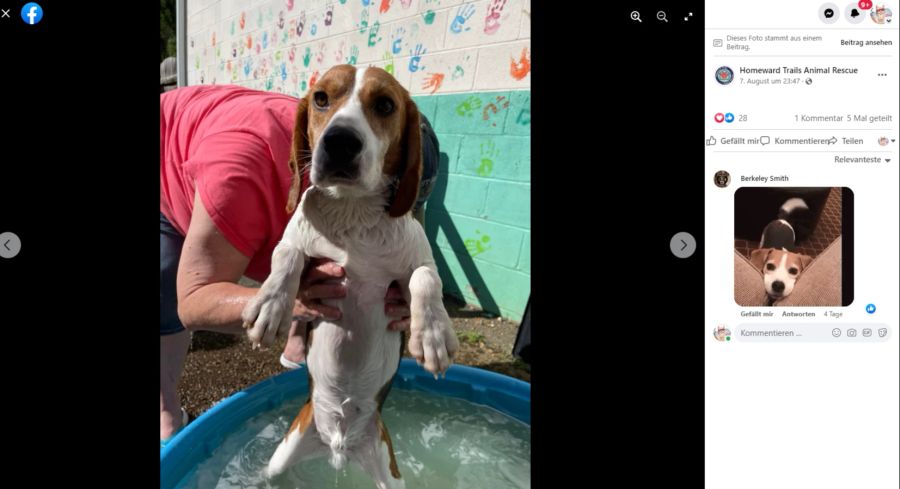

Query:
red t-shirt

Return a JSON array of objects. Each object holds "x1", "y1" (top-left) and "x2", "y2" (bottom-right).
[{"x1": 160, "y1": 85, "x2": 307, "y2": 282}]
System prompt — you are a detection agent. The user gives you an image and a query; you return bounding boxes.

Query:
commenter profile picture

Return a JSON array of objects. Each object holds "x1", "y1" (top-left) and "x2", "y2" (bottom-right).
[
  {"x1": 714, "y1": 325, "x2": 732, "y2": 342},
  {"x1": 715, "y1": 66, "x2": 734, "y2": 85},
  {"x1": 714, "y1": 170, "x2": 731, "y2": 188}
]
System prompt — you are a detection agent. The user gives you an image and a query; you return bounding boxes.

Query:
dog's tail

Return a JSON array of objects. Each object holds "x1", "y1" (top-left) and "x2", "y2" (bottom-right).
[{"x1": 777, "y1": 198, "x2": 813, "y2": 241}]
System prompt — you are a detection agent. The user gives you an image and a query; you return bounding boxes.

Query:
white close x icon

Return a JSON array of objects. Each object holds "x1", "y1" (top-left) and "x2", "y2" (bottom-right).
[{"x1": 1, "y1": 9, "x2": 10, "y2": 18}]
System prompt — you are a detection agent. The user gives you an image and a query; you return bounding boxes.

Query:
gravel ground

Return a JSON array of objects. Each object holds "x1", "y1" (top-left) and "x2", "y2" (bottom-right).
[{"x1": 179, "y1": 295, "x2": 529, "y2": 419}]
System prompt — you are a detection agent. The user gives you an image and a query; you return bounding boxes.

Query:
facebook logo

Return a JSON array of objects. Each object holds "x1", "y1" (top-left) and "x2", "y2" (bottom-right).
[{"x1": 21, "y1": 3, "x2": 43, "y2": 25}]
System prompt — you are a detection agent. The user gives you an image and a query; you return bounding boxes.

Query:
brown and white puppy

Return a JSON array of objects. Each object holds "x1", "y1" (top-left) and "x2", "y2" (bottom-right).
[
  {"x1": 750, "y1": 248, "x2": 813, "y2": 302},
  {"x1": 750, "y1": 197, "x2": 814, "y2": 302},
  {"x1": 241, "y1": 65, "x2": 458, "y2": 488}
]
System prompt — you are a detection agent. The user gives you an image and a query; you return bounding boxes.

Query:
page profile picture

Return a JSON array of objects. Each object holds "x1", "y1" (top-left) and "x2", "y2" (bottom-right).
[{"x1": 715, "y1": 66, "x2": 734, "y2": 85}]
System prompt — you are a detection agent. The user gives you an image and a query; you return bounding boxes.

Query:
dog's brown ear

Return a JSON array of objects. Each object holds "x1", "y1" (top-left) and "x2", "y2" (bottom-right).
[
  {"x1": 799, "y1": 254, "x2": 814, "y2": 270},
  {"x1": 286, "y1": 98, "x2": 310, "y2": 214},
  {"x1": 750, "y1": 248, "x2": 772, "y2": 271},
  {"x1": 388, "y1": 98, "x2": 423, "y2": 218}
]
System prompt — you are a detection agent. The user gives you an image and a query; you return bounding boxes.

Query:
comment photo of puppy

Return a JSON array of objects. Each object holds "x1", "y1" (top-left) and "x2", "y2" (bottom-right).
[{"x1": 733, "y1": 187, "x2": 854, "y2": 307}]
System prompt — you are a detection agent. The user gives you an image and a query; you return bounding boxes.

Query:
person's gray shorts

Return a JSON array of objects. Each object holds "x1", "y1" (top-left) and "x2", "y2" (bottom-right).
[{"x1": 160, "y1": 212, "x2": 186, "y2": 336}]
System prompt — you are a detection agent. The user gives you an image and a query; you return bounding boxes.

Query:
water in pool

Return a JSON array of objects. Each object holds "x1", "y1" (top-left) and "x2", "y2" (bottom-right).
[{"x1": 176, "y1": 389, "x2": 530, "y2": 489}]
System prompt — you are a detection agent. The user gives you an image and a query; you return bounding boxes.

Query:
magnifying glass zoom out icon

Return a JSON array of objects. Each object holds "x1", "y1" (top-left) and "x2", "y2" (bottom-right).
[{"x1": 657, "y1": 10, "x2": 668, "y2": 22}]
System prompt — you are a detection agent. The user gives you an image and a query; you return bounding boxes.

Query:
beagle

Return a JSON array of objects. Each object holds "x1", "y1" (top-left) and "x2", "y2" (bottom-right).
[
  {"x1": 241, "y1": 65, "x2": 458, "y2": 488},
  {"x1": 749, "y1": 198, "x2": 813, "y2": 302}
]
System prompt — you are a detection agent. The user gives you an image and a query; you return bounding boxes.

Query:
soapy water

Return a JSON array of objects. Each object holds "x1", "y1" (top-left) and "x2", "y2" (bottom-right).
[{"x1": 175, "y1": 389, "x2": 530, "y2": 488}]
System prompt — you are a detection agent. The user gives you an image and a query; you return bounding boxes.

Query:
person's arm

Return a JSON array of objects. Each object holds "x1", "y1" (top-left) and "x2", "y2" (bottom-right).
[{"x1": 176, "y1": 192, "x2": 344, "y2": 333}]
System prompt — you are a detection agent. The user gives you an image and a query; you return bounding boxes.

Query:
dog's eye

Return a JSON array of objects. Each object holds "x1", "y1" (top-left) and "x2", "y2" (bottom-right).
[
  {"x1": 313, "y1": 91, "x2": 329, "y2": 108},
  {"x1": 766, "y1": 263, "x2": 776, "y2": 271},
  {"x1": 375, "y1": 96, "x2": 394, "y2": 116},
  {"x1": 788, "y1": 267, "x2": 798, "y2": 275}
]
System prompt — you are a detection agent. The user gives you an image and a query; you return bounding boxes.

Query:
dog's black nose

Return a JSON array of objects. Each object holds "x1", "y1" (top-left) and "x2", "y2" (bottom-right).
[
  {"x1": 319, "y1": 125, "x2": 363, "y2": 178},
  {"x1": 771, "y1": 281, "x2": 785, "y2": 293}
]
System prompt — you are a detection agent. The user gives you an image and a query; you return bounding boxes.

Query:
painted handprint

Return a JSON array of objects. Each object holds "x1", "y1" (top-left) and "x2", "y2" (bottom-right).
[
  {"x1": 423, "y1": 10, "x2": 436, "y2": 24},
  {"x1": 482, "y1": 95, "x2": 510, "y2": 126},
  {"x1": 400, "y1": 0, "x2": 412, "y2": 8},
  {"x1": 383, "y1": 52, "x2": 395, "y2": 75},
  {"x1": 380, "y1": 0, "x2": 391, "y2": 14},
  {"x1": 516, "y1": 106, "x2": 530, "y2": 126},
  {"x1": 335, "y1": 41, "x2": 345, "y2": 63},
  {"x1": 510, "y1": 47, "x2": 530, "y2": 80},
  {"x1": 464, "y1": 231, "x2": 492, "y2": 257},
  {"x1": 296, "y1": 11, "x2": 306, "y2": 37},
  {"x1": 477, "y1": 141, "x2": 498, "y2": 177},
  {"x1": 277, "y1": 10, "x2": 285, "y2": 29},
  {"x1": 309, "y1": 70, "x2": 320, "y2": 88},
  {"x1": 281, "y1": 63, "x2": 288, "y2": 81},
  {"x1": 288, "y1": 47, "x2": 296, "y2": 63},
  {"x1": 262, "y1": 31, "x2": 268, "y2": 49},
  {"x1": 316, "y1": 42, "x2": 326, "y2": 63},
  {"x1": 451, "y1": 64, "x2": 465, "y2": 80},
  {"x1": 450, "y1": 4, "x2": 475, "y2": 34},
  {"x1": 358, "y1": 9, "x2": 369, "y2": 34},
  {"x1": 325, "y1": 4, "x2": 333, "y2": 26},
  {"x1": 239, "y1": 12, "x2": 246, "y2": 30},
  {"x1": 484, "y1": 0, "x2": 507, "y2": 34},
  {"x1": 346, "y1": 45, "x2": 359, "y2": 65},
  {"x1": 422, "y1": 73, "x2": 445, "y2": 94},
  {"x1": 286, "y1": 0, "x2": 294, "y2": 11},
  {"x1": 391, "y1": 27, "x2": 405, "y2": 54},
  {"x1": 368, "y1": 21, "x2": 382, "y2": 47},
  {"x1": 302, "y1": 46, "x2": 311, "y2": 67},
  {"x1": 408, "y1": 43, "x2": 426, "y2": 72},
  {"x1": 455, "y1": 95, "x2": 482, "y2": 117}
]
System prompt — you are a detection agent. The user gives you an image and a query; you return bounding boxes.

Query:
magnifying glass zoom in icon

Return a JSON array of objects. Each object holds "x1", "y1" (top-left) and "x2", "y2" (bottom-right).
[
  {"x1": 630, "y1": 10, "x2": 642, "y2": 22},
  {"x1": 657, "y1": 10, "x2": 668, "y2": 22}
]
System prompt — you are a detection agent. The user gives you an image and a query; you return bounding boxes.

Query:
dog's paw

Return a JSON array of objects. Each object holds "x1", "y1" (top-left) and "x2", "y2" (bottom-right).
[
  {"x1": 241, "y1": 285, "x2": 293, "y2": 348},
  {"x1": 408, "y1": 301, "x2": 459, "y2": 377}
]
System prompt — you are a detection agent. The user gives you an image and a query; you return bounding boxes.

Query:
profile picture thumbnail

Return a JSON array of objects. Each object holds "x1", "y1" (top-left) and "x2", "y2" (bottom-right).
[{"x1": 716, "y1": 66, "x2": 734, "y2": 85}]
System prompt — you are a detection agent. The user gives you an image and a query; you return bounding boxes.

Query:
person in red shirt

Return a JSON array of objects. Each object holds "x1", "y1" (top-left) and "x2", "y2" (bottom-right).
[{"x1": 160, "y1": 84, "x2": 439, "y2": 446}]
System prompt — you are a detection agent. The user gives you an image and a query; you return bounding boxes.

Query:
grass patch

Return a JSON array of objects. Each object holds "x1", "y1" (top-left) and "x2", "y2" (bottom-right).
[{"x1": 457, "y1": 330, "x2": 486, "y2": 345}]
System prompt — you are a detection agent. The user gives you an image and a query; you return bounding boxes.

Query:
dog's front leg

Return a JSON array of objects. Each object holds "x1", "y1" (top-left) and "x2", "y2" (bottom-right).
[
  {"x1": 242, "y1": 242, "x2": 306, "y2": 348},
  {"x1": 406, "y1": 265, "x2": 459, "y2": 377}
]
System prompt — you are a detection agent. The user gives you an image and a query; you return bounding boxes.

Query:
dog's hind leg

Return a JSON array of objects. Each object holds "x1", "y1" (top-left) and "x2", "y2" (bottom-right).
[
  {"x1": 352, "y1": 413, "x2": 405, "y2": 489},
  {"x1": 267, "y1": 400, "x2": 327, "y2": 479}
]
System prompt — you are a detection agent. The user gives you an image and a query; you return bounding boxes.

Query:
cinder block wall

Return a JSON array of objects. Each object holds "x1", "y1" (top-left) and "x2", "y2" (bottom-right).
[{"x1": 186, "y1": 0, "x2": 530, "y2": 320}]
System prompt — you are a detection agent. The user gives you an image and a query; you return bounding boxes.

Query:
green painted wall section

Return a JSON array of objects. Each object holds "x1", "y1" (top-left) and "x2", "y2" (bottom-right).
[{"x1": 414, "y1": 90, "x2": 531, "y2": 321}]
